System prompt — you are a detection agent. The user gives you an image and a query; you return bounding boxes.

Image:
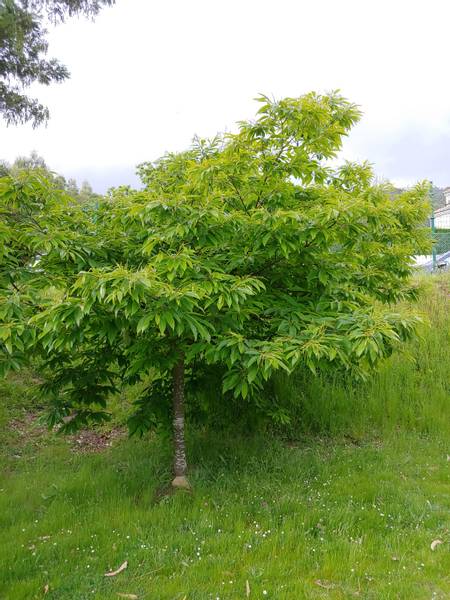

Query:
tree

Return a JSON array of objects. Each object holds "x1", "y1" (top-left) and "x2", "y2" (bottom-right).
[
  {"x1": 0, "y1": 160, "x2": 9, "y2": 177},
  {"x1": 0, "y1": 152, "x2": 99, "y2": 200},
  {"x1": 11, "y1": 149, "x2": 48, "y2": 171},
  {"x1": 0, "y1": 92, "x2": 431, "y2": 489},
  {"x1": 0, "y1": 0, "x2": 115, "y2": 126},
  {"x1": 78, "y1": 179, "x2": 94, "y2": 202},
  {"x1": 65, "y1": 178, "x2": 79, "y2": 197}
]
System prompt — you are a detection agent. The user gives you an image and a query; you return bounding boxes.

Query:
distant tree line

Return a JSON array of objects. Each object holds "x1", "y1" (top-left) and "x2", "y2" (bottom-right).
[{"x1": 0, "y1": 150, "x2": 99, "y2": 204}]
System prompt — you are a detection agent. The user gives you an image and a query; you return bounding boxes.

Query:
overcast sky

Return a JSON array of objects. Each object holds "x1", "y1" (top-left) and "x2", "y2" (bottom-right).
[{"x1": 1, "y1": 0, "x2": 449, "y2": 191}]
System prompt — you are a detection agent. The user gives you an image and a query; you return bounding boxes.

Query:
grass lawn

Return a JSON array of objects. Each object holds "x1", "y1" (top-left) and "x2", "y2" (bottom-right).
[
  {"x1": 0, "y1": 431, "x2": 449, "y2": 599},
  {"x1": 0, "y1": 274, "x2": 449, "y2": 599}
]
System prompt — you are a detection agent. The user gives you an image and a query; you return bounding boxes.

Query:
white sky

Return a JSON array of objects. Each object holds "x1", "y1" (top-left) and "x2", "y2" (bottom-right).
[{"x1": 1, "y1": 0, "x2": 449, "y2": 191}]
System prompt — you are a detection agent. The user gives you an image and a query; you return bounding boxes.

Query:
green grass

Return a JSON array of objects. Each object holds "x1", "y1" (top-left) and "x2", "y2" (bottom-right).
[{"x1": 0, "y1": 273, "x2": 449, "y2": 599}]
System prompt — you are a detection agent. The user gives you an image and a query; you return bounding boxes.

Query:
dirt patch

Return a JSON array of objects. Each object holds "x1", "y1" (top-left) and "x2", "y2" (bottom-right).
[
  {"x1": 8, "y1": 412, "x2": 126, "y2": 453},
  {"x1": 9, "y1": 412, "x2": 46, "y2": 440},
  {"x1": 68, "y1": 427, "x2": 126, "y2": 453}
]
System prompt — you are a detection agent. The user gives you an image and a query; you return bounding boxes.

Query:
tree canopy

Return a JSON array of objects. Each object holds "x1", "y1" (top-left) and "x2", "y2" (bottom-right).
[
  {"x1": 0, "y1": 92, "x2": 431, "y2": 486},
  {"x1": 0, "y1": 0, "x2": 115, "y2": 126}
]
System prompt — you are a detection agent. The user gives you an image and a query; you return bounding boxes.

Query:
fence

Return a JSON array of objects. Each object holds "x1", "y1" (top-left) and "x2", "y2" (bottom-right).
[
  {"x1": 434, "y1": 230, "x2": 450, "y2": 254},
  {"x1": 429, "y1": 207, "x2": 450, "y2": 270}
]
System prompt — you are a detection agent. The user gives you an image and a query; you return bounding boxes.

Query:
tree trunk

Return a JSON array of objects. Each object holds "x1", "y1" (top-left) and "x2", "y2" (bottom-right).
[{"x1": 171, "y1": 354, "x2": 190, "y2": 490}]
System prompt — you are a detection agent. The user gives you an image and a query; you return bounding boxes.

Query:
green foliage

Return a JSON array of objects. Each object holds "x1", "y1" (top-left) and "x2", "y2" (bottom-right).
[
  {"x1": 0, "y1": 92, "x2": 432, "y2": 437},
  {"x1": 0, "y1": 0, "x2": 115, "y2": 126},
  {"x1": 0, "y1": 151, "x2": 99, "y2": 205},
  {"x1": 269, "y1": 274, "x2": 449, "y2": 437},
  {"x1": 175, "y1": 273, "x2": 449, "y2": 436},
  {"x1": 0, "y1": 169, "x2": 98, "y2": 376}
]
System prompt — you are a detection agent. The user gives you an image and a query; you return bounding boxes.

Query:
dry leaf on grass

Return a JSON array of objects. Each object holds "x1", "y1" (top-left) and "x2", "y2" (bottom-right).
[
  {"x1": 105, "y1": 560, "x2": 128, "y2": 577},
  {"x1": 246, "y1": 579, "x2": 251, "y2": 597},
  {"x1": 44, "y1": 584, "x2": 49, "y2": 594},
  {"x1": 314, "y1": 579, "x2": 336, "y2": 590},
  {"x1": 430, "y1": 539, "x2": 443, "y2": 551},
  {"x1": 117, "y1": 594, "x2": 138, "y2": 599}
]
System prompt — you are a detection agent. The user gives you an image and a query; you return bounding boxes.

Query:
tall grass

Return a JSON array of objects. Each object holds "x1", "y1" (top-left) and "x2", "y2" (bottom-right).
[{"x1": 271, "y1": 272, "x2": 450, "y2": 438}]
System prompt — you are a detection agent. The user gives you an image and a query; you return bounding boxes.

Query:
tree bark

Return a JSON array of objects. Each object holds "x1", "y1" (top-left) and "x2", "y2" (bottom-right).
[{"x1": 171, "y1": 354, "x2": 190, "y2": 489}]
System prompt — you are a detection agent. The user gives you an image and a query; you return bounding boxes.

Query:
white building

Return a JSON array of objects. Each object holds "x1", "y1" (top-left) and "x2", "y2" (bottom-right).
[{"x1": 434, "y1": 187, "x2": 450, "y2": 229}]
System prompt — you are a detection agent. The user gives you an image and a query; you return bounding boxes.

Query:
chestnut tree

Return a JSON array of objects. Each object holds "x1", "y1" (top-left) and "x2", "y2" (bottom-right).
[{"x1": 0, "y1": 92, "x2": 430, "y2": 488}]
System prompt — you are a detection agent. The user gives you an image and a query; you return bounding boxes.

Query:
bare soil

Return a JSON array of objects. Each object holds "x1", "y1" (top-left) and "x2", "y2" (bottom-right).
[{"x1": 8, "y1": 411, "x2": 126, "y2": 453}]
